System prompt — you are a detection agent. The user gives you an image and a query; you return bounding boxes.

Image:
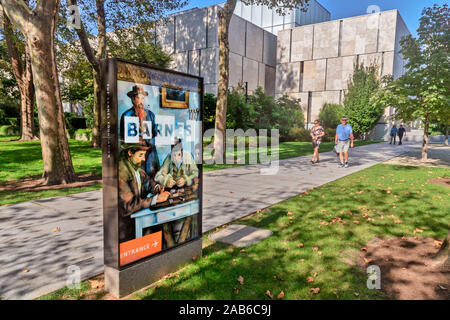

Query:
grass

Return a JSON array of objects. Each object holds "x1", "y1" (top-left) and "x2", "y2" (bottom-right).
[
  {"x1": 39, "y1": 164, "x2": 450, "y2": 300},
  {"x1": 0, "y1": 136, "x2": 380, "y2": 205},
  {"x1": 0, "y1": 136, "x2": 102, "y2": 206},
  {"x1": 0, "y1": 136, "x2": 102, "y2": 182}
]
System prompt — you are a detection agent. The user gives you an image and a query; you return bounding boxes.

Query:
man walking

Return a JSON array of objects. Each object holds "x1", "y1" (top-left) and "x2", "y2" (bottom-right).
[
  {"x1": 398, "y1": 124, "x2": 406, "y2": 145},
  {"x1": 389, "y1": 125, "x2": 398, "y2": 145},
  {"x1": 335, "y1": 117, "x2": 354, "y2": 168}
]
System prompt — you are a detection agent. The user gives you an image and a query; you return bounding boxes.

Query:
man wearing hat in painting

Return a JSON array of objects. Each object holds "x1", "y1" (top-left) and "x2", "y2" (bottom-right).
[
  {"x1": 120, "y1": 84, "x2": 160, "y2": 180},
  {"x1": 118, "y1": 143, "x2": 170, "y2": 243}
]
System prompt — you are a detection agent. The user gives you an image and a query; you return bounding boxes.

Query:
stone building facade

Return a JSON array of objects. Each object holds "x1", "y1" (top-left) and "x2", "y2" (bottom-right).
[
  {"x1": 275, "y1": 10, "x2": 411, "y2": 139},
  {"x1": 155, "y1": 1, "x2": 330, "y2": 96}
]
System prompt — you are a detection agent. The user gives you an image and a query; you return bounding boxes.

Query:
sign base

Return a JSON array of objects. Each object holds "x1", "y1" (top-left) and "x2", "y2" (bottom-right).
[{"x1": 105, "y1": 238, "x2": 202, "y2": 298}]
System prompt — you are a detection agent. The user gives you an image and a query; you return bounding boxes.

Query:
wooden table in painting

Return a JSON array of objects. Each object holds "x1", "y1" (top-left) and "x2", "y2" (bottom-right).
[{"x1": 131, "y1": 191, "x2": 199, "y2": 238}]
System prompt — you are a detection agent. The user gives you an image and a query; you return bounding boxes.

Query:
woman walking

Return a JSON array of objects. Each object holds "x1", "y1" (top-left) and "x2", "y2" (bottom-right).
[{"x1": 310, "y1": 120, "x2": 325, "y2": 164}]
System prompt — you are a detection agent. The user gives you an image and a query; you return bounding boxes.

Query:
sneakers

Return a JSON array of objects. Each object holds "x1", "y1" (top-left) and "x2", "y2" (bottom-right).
[{"x1": 338, "y1": 162, "x2": 349, "y2": 168}]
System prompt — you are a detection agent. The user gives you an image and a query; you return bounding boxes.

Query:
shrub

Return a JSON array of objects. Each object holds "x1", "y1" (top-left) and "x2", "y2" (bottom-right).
[
  {"x1": 248, "y1": 86, "x2": 277, "y2": 131},
  {"x1": 319, "y1": 103, "x2": 344, "y2": 129},
  {"x1": 203, "y1": 93, "x2": 217, "y2": 132},
  {"x1": 275, "y1": 94, "x2": 305, "y2": 140},
  {"x1": 64, "y1": 112, "x2": 87, "y2": 137},
  {"x1": 0, "y1": 125, "x2": 19, "y2": 136},
  {"x1": 288, "y1": 127, "x2": 311, "y2": 142},
  {"x1": 226, "y1": 87, "x2": 256, "y2": 131},
  {"x1": 323, "y1": 127, "x2": 337, "y2": 142},
  {"x1": 74, "y1": 128, "x2": 92, "y2": 141}
]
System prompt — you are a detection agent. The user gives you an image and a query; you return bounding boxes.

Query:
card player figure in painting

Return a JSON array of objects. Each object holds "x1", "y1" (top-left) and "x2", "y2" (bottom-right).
[
  {"x1": 155, "y1": 138, "x2": 199, "y2": 248},
  {"x1": 120, "y1": 85, "x2": 160, "y2": 179},
  {"x1": 118, "y1": 144, "x2": 170, "y2": 242},
  {"x1": 155, "y1": 137, "x2": 199, "y2": 191}
]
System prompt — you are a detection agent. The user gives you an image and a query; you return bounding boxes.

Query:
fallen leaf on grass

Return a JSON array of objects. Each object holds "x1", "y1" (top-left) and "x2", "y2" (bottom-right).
[
  {"x1": 394, "y1": 220, "x2": 403, "y2": 224},
  {"x1": 353, "y1": 220, "x2": 360, "y2": 224},
  {"x1": 310, "y1": 288, "x2": 320, "y2": 294},
  {"x1": 297, "y1": 243, "x2": 304, "y2": 248},
  {"x1": 307, "y1": 277, "x2": 314, "y2": 283},
  {"x1": 240, "y1": 249, "x2": 246, "y2": 253},
  {"x1": 234, "y1": 287, "x2": 239, "y2": 294},
  {"x1": 88, "y1": 280, "x2": 104, "y2": 289},
  {"x1": 266, "y1": 290, "x2": 274, "y2": 299},
  {"x1": 277, "y1": 291, "x2": 285, "y2": 299},
  {"x1": 287, "y1": 211, "x2": 293, "y2": 216},
  {"x1": 318, "y1": 251, "x2": 323, "y2": 256},
  {"x1": 434, "y1": 240, "x2": 443, "y2": 247},
  {"x1": 364, "y1": 257, "x2": 372, "y2": 264},
  {"x1": 414, "y1": 228, "x2": 424, "y2": 234},
  {"x1": 237, "y1": 276, "x2": 244, "y2": 285},
  {"x1": 312, "y1": 247, "x2": 319, "y2": 251}
]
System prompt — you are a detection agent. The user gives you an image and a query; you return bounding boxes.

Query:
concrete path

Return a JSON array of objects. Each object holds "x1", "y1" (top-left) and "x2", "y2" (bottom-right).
[{"x1": 0, "y1": 142, "x2": 420, "y2": 300}]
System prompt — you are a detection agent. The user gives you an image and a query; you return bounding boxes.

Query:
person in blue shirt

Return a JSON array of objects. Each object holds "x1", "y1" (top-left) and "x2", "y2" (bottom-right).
[
  {"x1": 334, "y1": 117, "x2": 354, "y2": 168},
  {"x1": 389, "y1": 125, "x2": 398, "y2": 145}
]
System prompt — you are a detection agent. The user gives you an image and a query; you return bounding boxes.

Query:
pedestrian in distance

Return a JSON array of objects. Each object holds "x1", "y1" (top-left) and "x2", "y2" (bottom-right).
[
  {"x1": 398, "y1": 124, "x2": 406, "y2": 145},
  {"x1": 389, "y1": 125, "x2": 398, "y2": 145},
  {"x1": 310, "y1": 120, "x2": 325, "y2": 164},
  {"x1": 335, "y1": 117, "x2": 354, "y2": 168}
]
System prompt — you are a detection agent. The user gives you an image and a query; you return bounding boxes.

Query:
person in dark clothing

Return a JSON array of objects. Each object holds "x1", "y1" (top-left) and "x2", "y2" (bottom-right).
[
  {"x1": 398, "y1": 125, "x2": 406, "y2": 145},
  {"x1": 118, "y1": 144, "x2": 170, "y2": 243}
]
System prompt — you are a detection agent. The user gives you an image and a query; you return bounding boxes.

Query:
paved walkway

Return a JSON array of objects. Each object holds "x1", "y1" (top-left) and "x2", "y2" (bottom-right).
[{"x1": 0, "y1": 142, "x2": 420, "y2": 299}]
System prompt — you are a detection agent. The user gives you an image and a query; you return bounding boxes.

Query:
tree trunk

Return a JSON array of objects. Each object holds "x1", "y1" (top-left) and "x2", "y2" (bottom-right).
[
  {"x1": 25, "y1": 4, "x2": 76, "y2": 185},
  {"x1": 91, "y1": 69, "x2": 102, "y2": 148},
  {"x1": 421, "y1": 118, "x2": 429, "y2": 161},
  {"x1": 1, "y1": 8, "x2": 37, "y2": 141},
  {"x1": 432, "y1": 231, "x2": 449, "y2": 268},
  {"x1": 445, "y1": 124, "x2": 449, "y2": 146},
  {"x1": 90, "y1": 0, "x2": 106, "y2": 148},
  {"x1": 19, "y1": 43, "x2": 37, "y2": 141},
  {"x1": 213, "y1": 0, "x2": 236, "y2": 164}
]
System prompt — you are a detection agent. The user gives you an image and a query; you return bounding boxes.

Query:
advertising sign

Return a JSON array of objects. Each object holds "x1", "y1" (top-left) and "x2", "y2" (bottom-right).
[{"x1": 102, "y1": 59, "x2": 203, "y2": 269}]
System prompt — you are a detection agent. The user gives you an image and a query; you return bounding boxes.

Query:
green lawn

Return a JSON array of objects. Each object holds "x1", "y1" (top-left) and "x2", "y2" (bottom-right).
[
  {"x1": 0, "y1": 136, "x2": 380, "y2": 205},
  {"x1": 39, "y1": 164, "x2": 450, "y2": 300},
  {"x1": 0, "y1": 137, "x2": 102, "y2": 206},
  {"x1": 0, "y1": 137, "x2": 102, "y2": 182}
]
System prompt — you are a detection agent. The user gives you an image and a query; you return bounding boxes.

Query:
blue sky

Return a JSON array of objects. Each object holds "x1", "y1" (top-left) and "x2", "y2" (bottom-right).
[{"x1": 182, "y1": 0, "x2": 448, "y2": 36}]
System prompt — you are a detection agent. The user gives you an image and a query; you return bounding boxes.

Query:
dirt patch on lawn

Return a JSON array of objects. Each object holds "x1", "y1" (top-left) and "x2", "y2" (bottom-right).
[
  {"x1": 0, "y1": 174, "x2": 102, "y2": 192},
  {"x1": 428, "y1": 177, "x2": 450, "y2": 188},
  {"x1": 359, "y1": 237, "x2": 450, "y2": 300}
]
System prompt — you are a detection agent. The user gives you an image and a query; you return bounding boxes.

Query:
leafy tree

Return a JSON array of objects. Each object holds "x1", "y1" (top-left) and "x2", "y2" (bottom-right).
[
  {"x1": 227, "y1": 86, "x2": 256, "y2": 131},
  {"x1": 319, "y1": 103, "x2": 344, "y2": 129},
  {"x1": 0, "y1": 8, "x2": 37, "y2": 140},
  {"x1": 213, "y1": 0, "x2": 310, "y2": 163},
  {"x1": 274, "y1": 94, "x2": 304, "y2": 139},
  {"x1": 371, "y1": 4, "x2": 449, "y2": 159},
  {"x1": 0, "y1": 38, "x2": 20, "y2": 122},
  {"x1": 248, "y1": 86, "x2": 277, "y2": 130},
  {"x1": 1, "y1": 0, "x2": 77, "y2": 185},
  {"x1": 343, "y1": 63, "x2": 385, "y2": 139}
]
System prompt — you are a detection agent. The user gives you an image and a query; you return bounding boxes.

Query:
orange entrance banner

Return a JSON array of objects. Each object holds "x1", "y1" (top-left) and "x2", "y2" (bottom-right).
[{"x1": 119, "y1": 231, "x2": 162, "y2": 266}]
